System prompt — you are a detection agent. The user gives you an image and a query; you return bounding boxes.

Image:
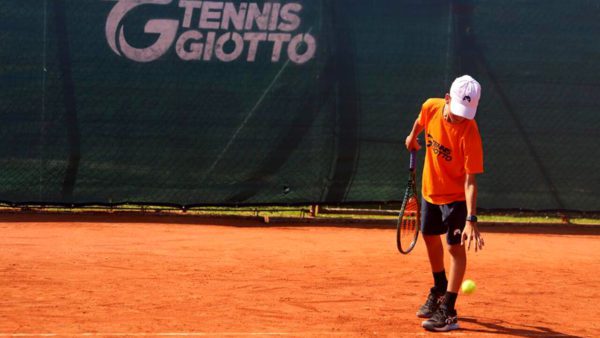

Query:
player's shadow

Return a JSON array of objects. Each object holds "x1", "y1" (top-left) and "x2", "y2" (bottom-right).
[{"x1": 460, "y1": 317, "x2": 583, "y2": 338}]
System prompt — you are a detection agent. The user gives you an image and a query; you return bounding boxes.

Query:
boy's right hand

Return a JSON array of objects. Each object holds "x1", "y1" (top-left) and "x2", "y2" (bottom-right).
[{"x1": 405, "y1": 135, "x2": 421, "y2": 151}]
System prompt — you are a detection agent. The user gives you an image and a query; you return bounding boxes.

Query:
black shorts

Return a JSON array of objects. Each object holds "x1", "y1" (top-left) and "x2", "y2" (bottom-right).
[{"x1": 421, "y1": 198, "x2": 467, "y2": 245}]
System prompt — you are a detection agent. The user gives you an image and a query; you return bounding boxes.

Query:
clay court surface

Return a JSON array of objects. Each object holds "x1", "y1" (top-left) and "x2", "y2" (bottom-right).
[{"x1": 1, "y1": 214, "x2": 599, "y2": 337}]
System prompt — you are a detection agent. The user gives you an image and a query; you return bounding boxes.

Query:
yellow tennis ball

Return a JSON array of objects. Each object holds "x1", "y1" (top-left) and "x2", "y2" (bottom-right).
[{"x1": 461, "y1": 279, "x2": 476, "y2": 294}]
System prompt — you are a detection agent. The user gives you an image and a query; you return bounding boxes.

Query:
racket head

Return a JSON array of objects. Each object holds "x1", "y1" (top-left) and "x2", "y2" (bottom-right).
[{"x1": 396, "y1": 183, "x2": 420, "y2": 254}]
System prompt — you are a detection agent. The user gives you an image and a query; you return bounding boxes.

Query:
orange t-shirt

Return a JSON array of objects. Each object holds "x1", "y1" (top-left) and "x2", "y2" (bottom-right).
[{"x1": 416, "y1": 98, "x2": 484, "y2": 205}]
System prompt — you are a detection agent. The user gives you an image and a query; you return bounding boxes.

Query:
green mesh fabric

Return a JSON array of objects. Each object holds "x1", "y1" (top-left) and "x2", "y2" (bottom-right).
[{"x1": 0, "y1": 1, "x2": 598, "y2": 210}]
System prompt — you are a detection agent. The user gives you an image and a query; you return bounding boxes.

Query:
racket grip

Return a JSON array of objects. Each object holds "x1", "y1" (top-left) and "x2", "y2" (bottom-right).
[{"x1": 409, "y1": 150, "x2": 417, "y2": 171}]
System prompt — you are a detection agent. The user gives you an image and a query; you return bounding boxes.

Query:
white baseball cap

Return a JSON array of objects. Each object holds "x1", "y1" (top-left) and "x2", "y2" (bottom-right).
[{"x1": 449, "y1": 75, "x2": 481, "y2": 120}]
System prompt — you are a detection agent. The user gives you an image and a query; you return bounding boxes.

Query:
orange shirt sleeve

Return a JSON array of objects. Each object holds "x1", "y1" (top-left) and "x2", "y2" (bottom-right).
[{"x1": 416, "y1": 99, "x2": 436, "y2": 128}]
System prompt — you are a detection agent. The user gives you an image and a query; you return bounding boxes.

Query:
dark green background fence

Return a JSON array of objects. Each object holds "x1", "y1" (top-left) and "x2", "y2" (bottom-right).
[{"x1": 1, "y1": 1, "x2": 598, "y2": 210}]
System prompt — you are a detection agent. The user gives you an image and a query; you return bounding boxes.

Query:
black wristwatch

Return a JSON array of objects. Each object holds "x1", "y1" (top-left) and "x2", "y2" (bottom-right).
[{"x1": 466, "y1": 215, "x2": 478, "y2": 223}]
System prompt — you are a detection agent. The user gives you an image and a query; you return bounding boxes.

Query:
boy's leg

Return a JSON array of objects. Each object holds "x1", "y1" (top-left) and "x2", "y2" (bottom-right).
[
  {"x1": 421, "y1": 244, "x2": 465, "y2": 331},
  {"x1": 417, "y1": 199, "x2": 448, "y2": 318},
  {"x1": 448, "y1": 243, "x2": 467, "y2": 294},
  {"x1": 442, "y1": 243, "x2": 466, "y2": 318},
  {"x1": 422, "y1": 201, "x2": 466, "y2": 332},
  {"x1": 424, "y1": 234, "x2": 448, "y2": 293},
  {"x1": 445, "y1": 201, "x2": 468, "y2": 302},
  {"x1": 417, "y1": 235, "x2": 447, "y2": 318},
  {"x1": 423, "y1": 235, "x2": 445, "y2": 274},
  {"x1": 420, "y1": 199, "x2": 448, "y2": 282}
]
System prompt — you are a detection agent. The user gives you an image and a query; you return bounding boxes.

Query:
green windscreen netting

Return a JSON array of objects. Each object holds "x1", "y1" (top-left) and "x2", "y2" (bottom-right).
[{"x1": 1, "y1": 1, "x2": 598, "y2": 210}]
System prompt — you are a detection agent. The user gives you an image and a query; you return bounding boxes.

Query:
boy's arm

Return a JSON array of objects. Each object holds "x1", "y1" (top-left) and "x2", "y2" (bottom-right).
[
  {"x1": 462, "y1": 173, "x2": 484, "y2": 251},
  {"x1": 405, "y1": 119, "x2": 424, "y2": 151},
  {"x1": 465, "y1": 173, "x2": 477, "y2": 217}
]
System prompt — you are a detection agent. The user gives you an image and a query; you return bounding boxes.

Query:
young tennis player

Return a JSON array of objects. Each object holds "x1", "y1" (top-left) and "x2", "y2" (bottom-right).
[{"x1": 404, "y1": 75, "x2": 485, "y2": 332}]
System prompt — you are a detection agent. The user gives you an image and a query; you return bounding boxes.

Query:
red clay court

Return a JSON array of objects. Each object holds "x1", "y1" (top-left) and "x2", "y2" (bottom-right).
[{"x1": 1, "y1": 214, "x2": 599, "y2": 337}]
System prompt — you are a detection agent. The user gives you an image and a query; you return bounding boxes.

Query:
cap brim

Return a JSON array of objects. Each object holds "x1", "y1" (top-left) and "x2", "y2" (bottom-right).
[{"x1": 450, "y1": 100, "x2": 476, "y2": 120}]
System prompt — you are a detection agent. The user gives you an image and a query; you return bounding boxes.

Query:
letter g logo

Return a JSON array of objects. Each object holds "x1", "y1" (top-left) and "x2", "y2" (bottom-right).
[{"x1": 106, "y1": 0, "x2": 178, "y2": 62}]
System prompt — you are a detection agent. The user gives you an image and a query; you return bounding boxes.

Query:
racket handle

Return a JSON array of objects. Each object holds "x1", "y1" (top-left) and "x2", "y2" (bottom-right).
[{"x1": 409, "y1": 150, "x2": 417, "y2": 171}]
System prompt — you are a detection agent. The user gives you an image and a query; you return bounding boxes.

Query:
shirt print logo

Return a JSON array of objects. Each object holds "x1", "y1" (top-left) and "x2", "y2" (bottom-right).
[{"x1": 426, "y1": 133, "x2": 452, "y2": 161}]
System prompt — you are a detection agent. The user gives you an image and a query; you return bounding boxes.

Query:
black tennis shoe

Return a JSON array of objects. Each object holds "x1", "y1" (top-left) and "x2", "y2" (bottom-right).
[
  {"x1": 416, "y1": 288, "x2": 444, "y2": 318},
  {"x1": 421, "y1": 305, "x2": 459, "y2": 332}
]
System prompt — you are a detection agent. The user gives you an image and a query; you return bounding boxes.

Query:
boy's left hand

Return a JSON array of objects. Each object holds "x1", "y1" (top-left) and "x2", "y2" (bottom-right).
[{"x1": 462, "y1": 221, "x2": 484, "y2": 251}]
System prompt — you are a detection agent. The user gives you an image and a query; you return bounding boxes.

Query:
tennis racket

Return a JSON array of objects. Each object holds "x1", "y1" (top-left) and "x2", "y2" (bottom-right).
[{"x1": 396, "y1": 150, "x2": 420, "y2": 254}]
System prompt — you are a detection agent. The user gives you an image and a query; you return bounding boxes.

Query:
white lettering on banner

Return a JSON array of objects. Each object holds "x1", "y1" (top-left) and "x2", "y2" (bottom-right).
[
  {"x1": 268, "y1": 33, "x2": 291, "y2": 62},
  {"x1": 287, "y1": 33, "x2": 315, "y2": 64},
  {"x1": 105, "y1": 0, "x2": 317, "y2": 64},
  {"x1": 214, "y1": 32, "x2": 244, "y2": 62},
  {"x1": 199, "y1": 1, "x2": 224, "y2": 30},
  {"x1": 175, "y1": 30, "x2": 203, "y2": 60},
  {"x1": 179, "y1": 0, "x2": 202, "y2": 28},
  {"x1": 278, "y1": 3, "x2": 302, "y2": 32},
  {"x1": 244, "y1": 32, "x2": 267, "y2": 62}
]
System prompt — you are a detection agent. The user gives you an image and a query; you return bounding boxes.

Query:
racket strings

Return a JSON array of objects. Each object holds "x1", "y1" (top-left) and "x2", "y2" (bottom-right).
[
  {"x1": 402, "y1": 197, "x2": 419, "y2": 222},
  {"x1": 399, "y1": 198, "x2": 419, "y2": 247}
]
